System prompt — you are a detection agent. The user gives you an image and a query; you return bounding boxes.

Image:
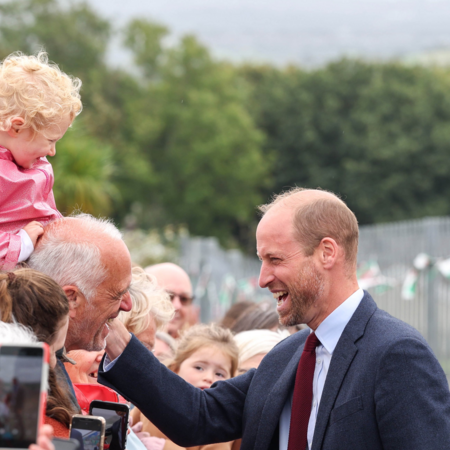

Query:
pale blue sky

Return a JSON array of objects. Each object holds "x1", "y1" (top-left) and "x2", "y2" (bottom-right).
[{"x1": 86, "y1": 0, "x2": 450, "y2": 66}]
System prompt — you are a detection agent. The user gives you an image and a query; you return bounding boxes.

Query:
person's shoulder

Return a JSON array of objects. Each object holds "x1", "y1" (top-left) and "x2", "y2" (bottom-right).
[
  {"x1": 264, "y1": 328, "x2": 309, "y2": 357},
  {"x1": 350, "y1": 293, "x2": 429, "y2": 348},
  {"x1": 44, "y1": 416, "x2": 69, "y2": 439},
  {"x1": 368, "y1": 307, "x2": 428, "y2": 345}
]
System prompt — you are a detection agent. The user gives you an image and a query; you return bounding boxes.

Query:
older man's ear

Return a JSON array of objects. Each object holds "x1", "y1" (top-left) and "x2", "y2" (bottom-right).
[{"x1": 62, "y1": 286, "x2": 85, "y2": 319}]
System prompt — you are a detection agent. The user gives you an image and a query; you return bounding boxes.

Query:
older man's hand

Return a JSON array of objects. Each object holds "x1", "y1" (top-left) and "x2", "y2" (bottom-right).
[{"x1": 105, "y1": 318, "x2": 131, "y2": 360}]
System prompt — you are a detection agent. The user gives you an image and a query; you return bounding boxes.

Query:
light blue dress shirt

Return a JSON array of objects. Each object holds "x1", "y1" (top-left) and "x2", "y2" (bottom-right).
[{"x1": 279, "y1": 288, "x2": 364, "y2": 450}]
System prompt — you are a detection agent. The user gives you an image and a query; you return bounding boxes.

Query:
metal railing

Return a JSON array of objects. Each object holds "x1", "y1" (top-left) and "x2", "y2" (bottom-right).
[{"x1": 358, "y1": 217, "x2": 450, "y2": 373}]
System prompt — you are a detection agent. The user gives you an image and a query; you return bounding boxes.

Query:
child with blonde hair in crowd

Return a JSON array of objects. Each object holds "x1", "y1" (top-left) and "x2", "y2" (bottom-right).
[
  {"x1": 132, "y1": 324, "x2": 239, "y2": 450},
  {"x1": 0, "y1": 51, "x2": 82, "y2": 270}
]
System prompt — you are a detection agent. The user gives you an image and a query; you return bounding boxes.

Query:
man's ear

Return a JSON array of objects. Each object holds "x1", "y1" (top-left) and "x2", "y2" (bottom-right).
[
  {"x1": 318, "y1": 237, "x2": 339, "y2": 269},
  {"x1": 62, "y1": 285, "x2": 85, "y2": 319},
  {"x1": 7, "y1": 117, "x2": 25, "y2": 138}
]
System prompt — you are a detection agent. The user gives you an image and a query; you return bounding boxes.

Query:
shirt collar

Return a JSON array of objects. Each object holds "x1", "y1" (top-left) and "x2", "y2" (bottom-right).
[{"x1": 314, "y1": 288, "x2": 364, "y2": 355}]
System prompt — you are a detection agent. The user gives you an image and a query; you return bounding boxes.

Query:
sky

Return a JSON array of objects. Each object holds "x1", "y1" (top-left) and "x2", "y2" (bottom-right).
[{"x1": 86, "y1": 0, "x2": 450, "y2": 67}]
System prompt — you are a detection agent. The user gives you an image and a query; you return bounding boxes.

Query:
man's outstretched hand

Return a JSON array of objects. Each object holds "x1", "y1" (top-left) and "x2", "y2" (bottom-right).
[{"x1": 105, "y1": 318, "x2": 132, "y2": 361}]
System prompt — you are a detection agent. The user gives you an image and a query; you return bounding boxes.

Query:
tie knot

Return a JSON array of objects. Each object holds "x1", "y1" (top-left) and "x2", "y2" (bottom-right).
[{"x1": 303, "y1": 332, "x2": 321, "y2": 352}]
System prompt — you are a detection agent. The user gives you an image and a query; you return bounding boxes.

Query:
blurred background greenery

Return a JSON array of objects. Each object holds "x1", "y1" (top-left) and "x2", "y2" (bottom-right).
[{"x1": 3, "y1": 0, "x2": 450, "y2": 254}]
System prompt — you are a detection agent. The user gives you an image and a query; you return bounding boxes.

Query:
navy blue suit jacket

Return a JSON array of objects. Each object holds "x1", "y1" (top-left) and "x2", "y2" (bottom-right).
[{"x1": 99, "y1": 292, "x2": 450, "y2": 449}]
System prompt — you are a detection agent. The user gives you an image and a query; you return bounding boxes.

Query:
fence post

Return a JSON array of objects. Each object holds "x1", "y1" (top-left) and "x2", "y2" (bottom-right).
[{"x1": 425, "y1": 218, "x2": 439, "y2": 355}]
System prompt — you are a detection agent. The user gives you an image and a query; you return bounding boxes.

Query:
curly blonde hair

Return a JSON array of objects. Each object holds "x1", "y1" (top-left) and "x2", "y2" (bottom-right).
[
  {"x1": 0, "y1": 51, "x2": 82, "y2": 133},
  {"x1": 119, "y1": 266, "x2": 174, "y2": 335}
]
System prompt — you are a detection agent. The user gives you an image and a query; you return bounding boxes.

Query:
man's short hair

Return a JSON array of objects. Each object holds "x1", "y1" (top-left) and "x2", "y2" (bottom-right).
[
  {"x1": 259, "y1": 187, "x2": 359, "y2": 267},
  {"x1": 28, "y1": 213, "x2": 123, "y2": 300}
]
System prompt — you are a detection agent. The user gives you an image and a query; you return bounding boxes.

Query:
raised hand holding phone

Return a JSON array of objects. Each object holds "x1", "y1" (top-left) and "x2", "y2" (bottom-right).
[{"x1": 0, "y1": 343, "x2": 49, "y2": 450}]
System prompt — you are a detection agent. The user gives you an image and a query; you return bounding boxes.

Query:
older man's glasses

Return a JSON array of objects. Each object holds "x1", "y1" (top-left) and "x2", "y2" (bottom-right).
[{"x1": 167, "y1": 292, "x2": 194, "y2": 306}]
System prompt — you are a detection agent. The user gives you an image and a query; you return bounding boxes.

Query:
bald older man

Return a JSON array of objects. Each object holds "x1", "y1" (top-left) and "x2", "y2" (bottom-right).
[
  {"x1": 101, "y1": 188, "x2": 450, "y2": 450},
  {"x1": 28, "y1": 214, "x2": 133, "y2": 352},
  {"x1": 145, "y1": 263, "x2": 194, "y2": 339}
]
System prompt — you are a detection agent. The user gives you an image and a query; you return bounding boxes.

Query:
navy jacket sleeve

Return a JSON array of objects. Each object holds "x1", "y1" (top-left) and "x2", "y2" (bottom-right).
[
  {"x1": 98, "y1": 335, "x2": 253, "y2": 447},
  {"x1": 374, "y1": 336, "x2": 450, "y2": 450}
]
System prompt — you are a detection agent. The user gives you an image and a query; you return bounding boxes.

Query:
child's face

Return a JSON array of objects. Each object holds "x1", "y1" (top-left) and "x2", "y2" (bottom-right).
[
  {"x1": 65, "y1": 349, "x2": 105, "y2": 385},
  {"x1": 8, "y1": 115, "x2": 72, "y2": 169},
  {"x1": 177, "y1": 345, "x2": 232, "y2": 389}
]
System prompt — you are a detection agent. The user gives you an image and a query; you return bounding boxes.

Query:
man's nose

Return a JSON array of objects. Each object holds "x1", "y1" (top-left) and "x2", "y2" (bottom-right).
[
  {"x1": 171, "y1": 295, "x2": 182, "y2": 311},
  {"x1": 259, "y1": 261, "x2": 275, "y2": 289},
  {"x1": 119, "y1": 292, "x2": 132, "y2": 312}
]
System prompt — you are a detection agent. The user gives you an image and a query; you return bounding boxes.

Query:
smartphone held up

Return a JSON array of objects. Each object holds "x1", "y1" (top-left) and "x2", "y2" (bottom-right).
[
  {"x1": 89, "y1": 401, "x2": 129, "y2": 450},
  {"x1": 70, "y1": 415, "x2": 105, "y2": 450},
  {"x1": 0, "y1": 343, "x2": 49, "y2": 450}
]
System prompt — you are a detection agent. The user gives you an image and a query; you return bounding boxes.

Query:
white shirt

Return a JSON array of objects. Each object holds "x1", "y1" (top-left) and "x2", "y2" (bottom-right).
[
  {"x1": 18, "y1": 229, "x2": 34, "y2": 262},
  {"x1": 279, "y1": 288, "x2": 364, "y2": 450}
]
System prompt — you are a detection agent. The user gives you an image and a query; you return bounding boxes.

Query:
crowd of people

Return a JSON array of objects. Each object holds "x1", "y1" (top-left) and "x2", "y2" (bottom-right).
[
  {"x1": 0, "y1": 223, "x2": 291, "y2": 450},
  {"x1": 1, "y1": 51, "x2": 450, "y2": 450}
]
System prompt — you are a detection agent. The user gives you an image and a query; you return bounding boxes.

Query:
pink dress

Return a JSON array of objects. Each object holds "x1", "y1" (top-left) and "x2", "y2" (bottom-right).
[{"x1": 0, "y1": 145, "x2": 62, "y2": 270}]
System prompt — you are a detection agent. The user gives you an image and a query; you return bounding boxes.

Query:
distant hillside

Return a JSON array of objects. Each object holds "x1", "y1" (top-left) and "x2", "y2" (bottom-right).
[{"x1": 88, "y1": 0, "x2": 450, "y2": 67}]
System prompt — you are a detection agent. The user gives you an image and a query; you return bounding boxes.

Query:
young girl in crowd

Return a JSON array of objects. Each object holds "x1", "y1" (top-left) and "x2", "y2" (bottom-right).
[
  {"x1": 0, "y1": 268, "x2": 80, "y2": 437},
  {"x1": 0, "y1": 51, "x2": 82, "y2": 270},
  {"x1": 131, "y1": 324, "x2": 239, "y2": 450}
]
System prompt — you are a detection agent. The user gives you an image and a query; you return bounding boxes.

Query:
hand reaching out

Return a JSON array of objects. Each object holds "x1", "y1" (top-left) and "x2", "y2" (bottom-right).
[
  {"x1": 131, "y1": 421, "x2": 165, "y2": 450},
  {"x1": 23, "y1": 221, "x2": 44, "y2": 247}
]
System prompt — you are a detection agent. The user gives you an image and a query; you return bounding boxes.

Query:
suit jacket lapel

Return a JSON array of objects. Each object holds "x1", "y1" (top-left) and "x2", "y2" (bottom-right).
[
  {"x1": 253, "y1": 335, "x2": 307, "y2": 450},
  {"x1": 311, "y1": 293, "x2": 378, "y2": 450}
]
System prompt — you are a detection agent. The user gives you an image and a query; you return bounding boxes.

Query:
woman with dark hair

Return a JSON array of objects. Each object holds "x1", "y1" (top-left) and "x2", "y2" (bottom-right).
[{"x1": 0, "y1": 268, "x2": 80, "y2": 436}]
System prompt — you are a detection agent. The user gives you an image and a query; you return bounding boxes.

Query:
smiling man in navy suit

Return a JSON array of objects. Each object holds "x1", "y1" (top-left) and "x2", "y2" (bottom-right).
[{"x1": 100, "y1": 187, "x2": 450, "y2": 450}]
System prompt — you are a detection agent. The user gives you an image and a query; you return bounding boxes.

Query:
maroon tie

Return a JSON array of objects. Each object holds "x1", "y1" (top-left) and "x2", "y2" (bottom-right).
[{"x1": 288, "y1": 332, "x2": 321, "y2": 450}]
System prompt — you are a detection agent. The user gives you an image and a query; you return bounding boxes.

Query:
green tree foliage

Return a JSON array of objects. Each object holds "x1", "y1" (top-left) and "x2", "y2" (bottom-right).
[
  {"x1": 3, "y1": 0, "x2": 450, "y2": 246},
  {"x1": 123, "y1": 22, "x2": 269, "y2": 243},
  {"x1": 240, "y1": 61, "x2": 450, "y2": 224},
  {"x1": 0, "y1": 2, "x2": 268, "y2": 246},
  {"x1": 0, "y1": 0, "x2": 110, "y2": 78},
  {"x1": 51, "y1": 127, "x2": 118, "y2": 216}
]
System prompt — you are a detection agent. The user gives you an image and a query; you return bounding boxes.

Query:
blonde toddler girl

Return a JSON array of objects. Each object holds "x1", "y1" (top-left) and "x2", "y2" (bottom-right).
[
  {"x1": 131, "y1": 324, "x2": 239, "y2": 450},
  {"x1": 0, "y1": 51, "x2": 82, "y2": 269}
]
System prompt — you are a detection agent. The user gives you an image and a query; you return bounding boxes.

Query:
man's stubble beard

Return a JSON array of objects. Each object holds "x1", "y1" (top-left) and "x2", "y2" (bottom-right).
[
  {"x1": 279, "y1": 259, "x2": 325, "y2": 327},
  {"x1": 67, "y1": 302, "x2": 107, "y2": 352}
]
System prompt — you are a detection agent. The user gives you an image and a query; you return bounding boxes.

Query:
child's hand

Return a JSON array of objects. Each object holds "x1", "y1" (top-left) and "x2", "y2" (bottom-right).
[
  {"x1": 131, "y1": 422, "x2": 165, "y2": 450},
  {"x1": 23, "y1": 221, "x2": 44, "y2": 247}
]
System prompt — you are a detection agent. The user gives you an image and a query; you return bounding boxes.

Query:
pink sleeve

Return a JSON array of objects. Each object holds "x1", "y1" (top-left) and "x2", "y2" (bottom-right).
[
  {"x1": 0, "y1": 154, "x2": 60, "y2": 271},
  {"x1": 0, "y1": 231, "x2": 21, "y2": 270}
]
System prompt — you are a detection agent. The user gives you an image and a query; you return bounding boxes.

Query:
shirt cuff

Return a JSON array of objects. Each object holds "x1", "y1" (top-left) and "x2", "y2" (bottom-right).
[
  {"x1": 17, "y1": 229, "x2": 34, "y2": 262},
  {"x1": 103, "y1": 333, "x2": 132, "y2": 371},
  {"x1": 103, "y1": 353, "x2": 120, "y2": 371}
]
